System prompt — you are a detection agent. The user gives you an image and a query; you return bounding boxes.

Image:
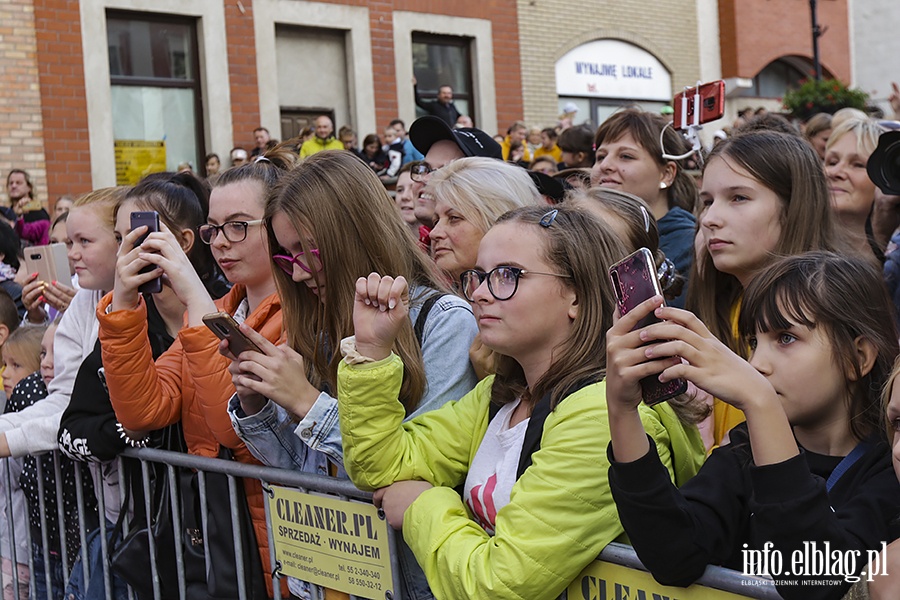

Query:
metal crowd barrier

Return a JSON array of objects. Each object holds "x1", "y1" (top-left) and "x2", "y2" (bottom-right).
[{"x1": 1, "y1": 449, "x2": 781, "y2": 600}]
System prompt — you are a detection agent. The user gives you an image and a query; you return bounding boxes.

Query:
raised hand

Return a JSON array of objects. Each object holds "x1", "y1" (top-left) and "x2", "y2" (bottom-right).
[
  {"x1": 134, "y1": 230, "x2": 216, "y2": 324},
  {"x1": 111, "y1": 226, "x2": 164, "y2": 312},
  {"x1": 223, "y1": 324, "x2": 320, "y2": 419},
  {"x1": 605, "y1": 295, "x2": 676, "y2": 414},
  {"x1": 41, "y1": 280, "x2": 76, "y2": 313},
  {"x1": 352, "y1": 273, "x2": 410, "y2": 361},
  {"x1": 637, "y1": 305, "x2": 772, "y2": 410}
]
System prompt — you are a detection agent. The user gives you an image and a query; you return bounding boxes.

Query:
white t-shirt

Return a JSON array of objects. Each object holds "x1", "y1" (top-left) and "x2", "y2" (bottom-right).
[{"x1": 463, "y1": 400, "x2": 529, "y2": 535}]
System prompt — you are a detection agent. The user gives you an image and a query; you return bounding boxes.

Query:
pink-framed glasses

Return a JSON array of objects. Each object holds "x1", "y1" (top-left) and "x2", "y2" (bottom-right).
[{"x1": 272, "y1": 248, "x2": 322, "y2": 275}]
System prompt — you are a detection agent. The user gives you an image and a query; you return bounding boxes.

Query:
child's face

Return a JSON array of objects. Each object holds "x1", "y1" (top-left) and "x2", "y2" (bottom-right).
[
  {"x1": 886, "y1": 378, "x2": 900, "y2": 483},
  {"x1": 2, "y1": 346, "x2": 32, "y2": 396},
  {"x1": 40, "y1": 324, "x2": 57, "y2": 387},
  {"x1": 748, "y1": 320, "x2": 849, "y2": 437},
  {"x1": 66, "y1": 205, "x2": 119, "y2": 291},
  {"x1": 383, "y1": 129, "x2": 397, "y2": 145}
]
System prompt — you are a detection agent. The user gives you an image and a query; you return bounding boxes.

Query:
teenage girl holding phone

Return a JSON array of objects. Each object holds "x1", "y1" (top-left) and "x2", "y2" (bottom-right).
[
  {"x1": 687, "y1": 130, "x2": 840, "y2": 445},
  {"x1": 606, "y1": 252, "x2": 900, "y2": 599},
  {"x1": 333, "y1": 205, "x2": 706, "y2": 599},
  {"x1": 224, "y1": 150, "x2": 478, "y2": 600}
]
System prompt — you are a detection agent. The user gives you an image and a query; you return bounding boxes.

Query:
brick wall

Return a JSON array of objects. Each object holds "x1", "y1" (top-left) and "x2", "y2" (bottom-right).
[
  {"x1": 516, "y1": 0, "x2": 702, "y2": 128},
  {"x1": 34, "y1": 0, "x2": 91, "y2": 201},
  {"x1": 225, "y1": 0, "x2": 262, "y2": 152},
  {"x1": 0, "y1": 0, "x2": 49, "y2": 207},
  {"x1": 21, "y1": 0, "x2": 524, "y2": 194},
  {"x1": 719, "y1": 0, "x2": 851, "y2": 82}
]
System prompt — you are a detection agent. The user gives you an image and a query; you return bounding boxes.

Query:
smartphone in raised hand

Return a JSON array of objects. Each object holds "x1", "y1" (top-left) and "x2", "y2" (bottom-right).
[
  {"x1": 130, "y1": 211, "x2": 162, "y2": 294},
  {"x1": 609, "y1": 247, "x2": 687, "y2": 405}
]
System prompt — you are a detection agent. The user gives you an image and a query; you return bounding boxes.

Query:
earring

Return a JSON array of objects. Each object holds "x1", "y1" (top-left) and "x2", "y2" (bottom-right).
[{"x1": 659, "y1": 182, "x2": 668, "y2": 189}]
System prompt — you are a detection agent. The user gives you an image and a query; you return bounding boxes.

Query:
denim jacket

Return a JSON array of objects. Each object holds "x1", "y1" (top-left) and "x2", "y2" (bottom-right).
[{"x1": 228, "y1": 286, "x2": 479, "y2": 599}]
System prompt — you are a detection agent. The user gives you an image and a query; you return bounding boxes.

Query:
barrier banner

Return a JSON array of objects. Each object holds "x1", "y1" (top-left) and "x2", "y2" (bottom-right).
[
  {"x1": 114, "y1": 140, "x2": 166, "y2": 185},
  {"x1": 571, "y1": 560, "x2": 757, "y2": 599},
  {"x1": 268, "y1": 485, "x2": 393, "y2": 598}
]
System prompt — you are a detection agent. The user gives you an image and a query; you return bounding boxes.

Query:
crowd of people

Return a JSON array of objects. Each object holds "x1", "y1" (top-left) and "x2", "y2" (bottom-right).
[{"x1": 1, "y1": 80, "x2": 900, "y2": 600}]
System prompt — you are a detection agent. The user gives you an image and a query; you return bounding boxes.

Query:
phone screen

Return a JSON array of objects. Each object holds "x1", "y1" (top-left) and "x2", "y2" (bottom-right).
[{"x1": 131, "y1": 211, "x2": 162, "y2": 294}]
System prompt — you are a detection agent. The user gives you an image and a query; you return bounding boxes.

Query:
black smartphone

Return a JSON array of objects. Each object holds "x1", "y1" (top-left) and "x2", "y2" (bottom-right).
[
  {"x1": 130, "y1": 210, "x2": 162, "y2": 294},
  {"x1": 673, "y1": 80, "x2": 725, "y2": 130},
  {"x1": 609, "y1": 248, "x2": 687, "y2": 405},
  {"x1": 202, "y1": 312, "x2": 263, "y2": 356}
]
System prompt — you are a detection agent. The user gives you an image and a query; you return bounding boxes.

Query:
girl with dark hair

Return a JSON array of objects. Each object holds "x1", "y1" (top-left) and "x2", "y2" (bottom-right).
[
  {"x1": 361, "y1": 133, "x2": 389, "y2": 174},
  {"x1": 97, "y1": 149, "x2": 296, "y2": 598},
  {"x1": 58, "y1": 173, "x2": 230, "y2": 599},
  {"x1": 334, "y1": 204, "x2": 705, "y2": 599},
  {"x1": 0, "y1": 220, "x2": 24, "y2": 317},
  {"x1": 607, "y1": 252, "x2": 900, "y2": 599}
]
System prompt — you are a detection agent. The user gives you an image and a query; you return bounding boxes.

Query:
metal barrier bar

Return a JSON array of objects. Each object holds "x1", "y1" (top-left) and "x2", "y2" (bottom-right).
[
  {"x1": 1, "y1": 447, "x2": 789, "y2": 600},
  {"x1": 584, "y1": 542, "x2": 781, "y2": 600},
  {"x1": 2, "y1": 457, "x2": 19, "y2": 600},
  {"x1": 34, "y1": 459, "x2": 52, "y2": 600}
]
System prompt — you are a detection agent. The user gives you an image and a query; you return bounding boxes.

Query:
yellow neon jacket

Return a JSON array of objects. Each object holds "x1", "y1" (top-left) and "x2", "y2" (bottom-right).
[{"x1": 338, "y1": 354, "x2": 705, "y2": 600}]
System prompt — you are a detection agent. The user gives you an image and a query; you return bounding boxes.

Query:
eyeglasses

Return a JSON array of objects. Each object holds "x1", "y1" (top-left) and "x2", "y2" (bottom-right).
[
  {"x1": 198, "y1": 220, "x2": 263, "y2": 244},
  {"x1": 459, "y1": 266, "x2": 570, "y2": 302},
  {"x1": 272, "y1": 248, "x2": 322, "y2": 275},
  {"x1": 410, "y1": 162, "x2": 437, "y2": 182}
]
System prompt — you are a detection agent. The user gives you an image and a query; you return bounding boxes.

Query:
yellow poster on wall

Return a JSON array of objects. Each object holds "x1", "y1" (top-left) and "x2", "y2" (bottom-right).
[
  {"x1": 267, "y1": 485, "x2": 394, "y2": 598},
  {"x1": 114, "y1": 140, "x2": 166, "y2": 185},
  {"x1": 570, "y1": 560, "x2": 764, "y2": 599}
]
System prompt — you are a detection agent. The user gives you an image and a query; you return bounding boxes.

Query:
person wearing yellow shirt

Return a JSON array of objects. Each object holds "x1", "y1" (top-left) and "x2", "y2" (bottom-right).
[
  {"x1": 299, "y1": 115, "x2": 344, "y2": 158},
  {"x1": 533, "y1": 127, "x2": 563, "y2": 164},
  {"x1": 500, "y1": 121, "x2": 532, "y2": 163}
]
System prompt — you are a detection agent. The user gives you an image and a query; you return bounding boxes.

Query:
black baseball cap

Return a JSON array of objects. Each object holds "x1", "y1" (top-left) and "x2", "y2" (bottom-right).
[
  {"x1": 409, "y1": 116, "x2": 502, "y2": 160},
  {"x1": 527, "y1": 171, "x2": 570, "y2": 204}
]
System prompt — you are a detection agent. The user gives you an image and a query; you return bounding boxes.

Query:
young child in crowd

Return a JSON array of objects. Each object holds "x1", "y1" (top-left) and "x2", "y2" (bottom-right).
[
  {"x1": 606, "y1": 252, "x2": 900, "y2": 600},
  {"x1": 0, "y1": 304, "x2": 26, "y2": 600},
  {"x1": 5, "y1": 321, "x2": 95, "y2": 600},
  {"x1": 851, "y1": 360, "x2": 900, "y2": 599},
  {"x1": 335, "y1": 205, "x2": 705, "y2": 599}
]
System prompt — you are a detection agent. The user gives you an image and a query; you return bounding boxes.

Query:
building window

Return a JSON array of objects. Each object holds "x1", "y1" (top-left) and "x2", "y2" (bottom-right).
[
  {"x1": 412, "y1": 33, "x2": 474, "y2": 124},
  {"x1": 107, "y1": 11, "x2": 203, "y2": 180},
  {"x1": 739, "y1": 57, "x2": 820, "y2": 99}
]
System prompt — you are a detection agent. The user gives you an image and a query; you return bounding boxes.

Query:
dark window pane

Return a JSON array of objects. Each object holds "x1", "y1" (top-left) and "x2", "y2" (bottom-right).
[
  {"x1": 412, "y1": 33, "x2": 475, "y2": 124},
  {"x1": 412, "y1": 40, "x2": 468, "y2": 94},
  {"x1": 108, "y1": 18, "x2": 193, "y2": 80}
]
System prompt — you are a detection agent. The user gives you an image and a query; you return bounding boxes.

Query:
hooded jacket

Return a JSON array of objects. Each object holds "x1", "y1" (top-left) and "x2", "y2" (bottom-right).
[{"x1": 96, "y1": 285, "x2": 283, "y2": 595}]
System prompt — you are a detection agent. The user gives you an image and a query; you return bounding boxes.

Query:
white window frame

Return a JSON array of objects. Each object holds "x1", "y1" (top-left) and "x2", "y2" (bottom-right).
[
  {"x1": 80, "y1": 0, "x2": 232, "y2": 188},
  {"x1": 252, "y1": 0, "x2": 375, "y2": 139},
  {"x1": 393, "y1": 11, "x2": 496, "y2": 136}
]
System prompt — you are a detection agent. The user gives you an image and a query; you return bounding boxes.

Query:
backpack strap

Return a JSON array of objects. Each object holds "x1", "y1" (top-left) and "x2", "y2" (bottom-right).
[
  {"x1": 514, "y1": 376, "x2": 602, "y2": 479},
  {"x1": 413, "y1": 293, "x2": 442, "y2": 346}
]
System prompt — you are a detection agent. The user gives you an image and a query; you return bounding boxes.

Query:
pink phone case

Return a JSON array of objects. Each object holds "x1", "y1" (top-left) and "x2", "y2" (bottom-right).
[{"x1": 609, "y1": 248, "x2": 687, "y2": 405}]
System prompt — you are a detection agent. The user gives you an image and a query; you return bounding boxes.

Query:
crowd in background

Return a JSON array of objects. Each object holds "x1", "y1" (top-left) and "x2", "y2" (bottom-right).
[{"x1": 0, "y1": 78, "x2": 900, "y2": 600}]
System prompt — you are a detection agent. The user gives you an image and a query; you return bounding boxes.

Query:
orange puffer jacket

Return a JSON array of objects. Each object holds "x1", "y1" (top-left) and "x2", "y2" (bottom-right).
[{"x1": 97, "y1": 285, "x2": 284, "y2": 597}]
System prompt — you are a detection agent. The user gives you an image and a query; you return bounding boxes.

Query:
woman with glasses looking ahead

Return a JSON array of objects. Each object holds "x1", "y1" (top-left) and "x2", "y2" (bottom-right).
[
  {"x1": 334, "y1": 204, "x2": 706, "y2": 600},
  {"x1": 95, "y1": 151, "x2": 295, "y2": 599},
  {"x1": 222, "y1": 150, "x2": 478, "y2": 600}
]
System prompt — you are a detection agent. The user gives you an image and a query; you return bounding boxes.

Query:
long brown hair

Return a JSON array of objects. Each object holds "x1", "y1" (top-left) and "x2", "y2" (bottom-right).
[
  {"x1": 739, "y1": 252, "x2": 899, "y2": 442},
  {"x1": 265, "y1": 150, "x2": 447, "y2": 413},
  {"x1": 687, "y1": 131, "x2": 838, "y2": 352},
  {"x1": 489, "y1": 205, "x2": 625, "y2": 409}
]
